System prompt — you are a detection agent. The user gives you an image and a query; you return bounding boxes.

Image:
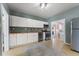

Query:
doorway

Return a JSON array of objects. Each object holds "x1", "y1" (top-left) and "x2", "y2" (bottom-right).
[{"x1": 51, "y1": 19, "x2": 65, "y2": 51}]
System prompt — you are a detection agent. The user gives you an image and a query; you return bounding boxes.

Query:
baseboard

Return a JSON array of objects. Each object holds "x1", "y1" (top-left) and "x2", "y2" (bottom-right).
[{"x1": 64, "y1": 42, "x2": 71, "y2": 46}]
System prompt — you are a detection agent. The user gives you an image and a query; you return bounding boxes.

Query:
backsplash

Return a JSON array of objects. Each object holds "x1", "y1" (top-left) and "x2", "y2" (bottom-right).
[{"x1": 9, "y1": 27, "x2": 43, "y2": 33}]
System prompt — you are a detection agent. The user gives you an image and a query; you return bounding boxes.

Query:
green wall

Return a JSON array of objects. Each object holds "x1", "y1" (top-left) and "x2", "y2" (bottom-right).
[{"x1": 48, "y1": 5, "x2": 79, "y2": 44}]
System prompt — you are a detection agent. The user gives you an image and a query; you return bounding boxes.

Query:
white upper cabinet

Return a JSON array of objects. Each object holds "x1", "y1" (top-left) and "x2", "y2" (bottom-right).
[
  {"x1": 10, "y1": 15, "x2": 48, "y2": 28},
  {"x1": 10, "y1": 15, "x2": 28, "y2": 27},
  {"x1": 27, "y1": 19, "x2": 48, "y2": 28}
]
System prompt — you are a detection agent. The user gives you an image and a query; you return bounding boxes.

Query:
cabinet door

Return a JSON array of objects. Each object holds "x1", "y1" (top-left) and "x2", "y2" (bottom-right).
[
  {"x1": 37, "y1": 21, "x2": 43, "y2": 28},
  {"x1": 17, "y1": 33, "x2": 28, "y2": 45},
  {"x1": 27, "y1": 19, "x2": 33, "y2": 27},
  {"x1": 32, "y1": 20, "x2": 37, "y2": 27},
  {"x1": 22, "y1": 33, "x2": 28, "y2": 44},
  {"x1": 9, "y1": 34, "x2": 17, "y2": 48},
  {"x1": 27, "y1": 33, "x2": 34, "y2": 43},
  {"x1": 10, "y1": 16, "x2": 19, "y2": 26},
  {"x1": 34, "y1": 20, "x2": 40, "y2": 28},
  {"x1": 17, "y1": 18, "x2": 28, "y2": 27},
  {"x1": 10, "y1": 15, "x2": 28, "y2": 27},
  {"x1": 35, "y1": 20, "x2": 48, "y2": 28},
  {"x1": 27, "y1": 19, "x2": 43, "y2": 28},
  {"x1": 33, "y1": 33, "x2": 38, "y2": 42},
  {"x1": 32, "y1": 20, "x2": 43, "y2": 28},
  {"x1": 28, "y1": 33, "x2": 38, "y2": 43}
]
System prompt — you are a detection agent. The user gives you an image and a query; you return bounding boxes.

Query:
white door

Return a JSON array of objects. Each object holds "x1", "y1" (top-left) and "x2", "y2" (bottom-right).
[{"x1": 1, "y1": 5, "x2": 9, "y2": 52}]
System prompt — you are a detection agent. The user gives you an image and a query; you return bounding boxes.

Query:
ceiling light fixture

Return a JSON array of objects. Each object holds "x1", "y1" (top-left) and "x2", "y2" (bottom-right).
[{"x1": 40, "y1": 3, "x2": 48, "y2": 8}]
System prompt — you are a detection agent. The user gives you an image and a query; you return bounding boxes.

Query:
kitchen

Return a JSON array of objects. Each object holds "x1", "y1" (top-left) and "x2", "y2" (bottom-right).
[
  {"x1": 1, "y1": 3, "x2": 79, "y2": 56},
  {"x1": 9, "y1": 15, "x2": 51, "y2": 49}
]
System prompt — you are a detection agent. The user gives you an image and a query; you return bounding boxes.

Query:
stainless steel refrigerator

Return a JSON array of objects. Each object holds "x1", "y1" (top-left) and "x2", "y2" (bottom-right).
[{"x1": 71, "y1": 18, "x2": 79, "y2": 52}]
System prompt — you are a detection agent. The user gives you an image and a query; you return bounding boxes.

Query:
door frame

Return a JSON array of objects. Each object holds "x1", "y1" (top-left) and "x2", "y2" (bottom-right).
[
  {"x1": 51, "y1": 19, "x2": 66, "y2": 43},
  {"x1": 1, "y1": 4, "x2": 9, "y2": 55}
]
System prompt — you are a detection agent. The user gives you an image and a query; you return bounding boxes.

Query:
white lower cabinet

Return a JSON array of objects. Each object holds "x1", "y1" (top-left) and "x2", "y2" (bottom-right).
[
  {"x1": 9, "y1": 34, "x2": 17, "y2": 48},
  {"x1": 17, "y1": 33, "x2": 28, "y2": 45},
  {"x1": 28, "y1": 33, "x2": 38, "y2": 43},
  {"x1": 33, "y1": 33, "x2": 38, "y2": 42},
  {"x1": 27, "y1": 33, "x2": 34, "y2": 43},
  {"x1": 10, "y1": 33, "x2": 38, "y2": 48}
]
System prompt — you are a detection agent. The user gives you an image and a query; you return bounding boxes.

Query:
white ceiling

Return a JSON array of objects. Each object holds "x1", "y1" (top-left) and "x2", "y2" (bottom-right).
[{"x1": 7, "y1": 3, "x2": 79, "y2": 19}]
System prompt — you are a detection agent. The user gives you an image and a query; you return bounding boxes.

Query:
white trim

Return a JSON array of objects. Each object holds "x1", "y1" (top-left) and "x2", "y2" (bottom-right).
[
  {"x1": 70, "y1": 21, "x2": 72, "y2": 46},
  {"x1": 1, "y1": 4, "x2": 9, "y2": 55},
  {"x1": 64, "y1": 42, "x2": 71, "y2": 45}
]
